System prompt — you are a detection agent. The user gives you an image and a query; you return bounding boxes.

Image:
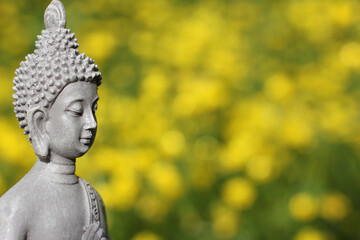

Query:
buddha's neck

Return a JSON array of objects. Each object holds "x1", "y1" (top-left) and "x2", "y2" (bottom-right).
[{"x1": 43, "y1": 154, "x2": 78, "y2": 185}]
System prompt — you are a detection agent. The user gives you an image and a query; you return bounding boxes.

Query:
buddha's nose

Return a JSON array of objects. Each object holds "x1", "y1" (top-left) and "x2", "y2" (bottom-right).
[{"x1": 84, "y1": 110, "x2": 97, "y2": 130}]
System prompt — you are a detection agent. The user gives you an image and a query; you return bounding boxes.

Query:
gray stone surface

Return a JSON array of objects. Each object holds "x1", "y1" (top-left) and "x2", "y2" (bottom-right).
[{"x1": 0, "y1": 0, "x2": 110, "y2": 239}]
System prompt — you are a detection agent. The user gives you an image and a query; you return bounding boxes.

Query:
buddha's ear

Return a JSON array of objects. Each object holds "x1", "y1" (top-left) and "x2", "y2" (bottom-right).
[{"x1": 27, "y1": 107, "x2": 49, "y2": 160}]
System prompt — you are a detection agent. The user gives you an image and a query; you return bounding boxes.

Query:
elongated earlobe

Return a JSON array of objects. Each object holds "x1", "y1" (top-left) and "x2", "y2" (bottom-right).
[{"x1": 27, "y1": 107, "x2": 49, "y2": 160}]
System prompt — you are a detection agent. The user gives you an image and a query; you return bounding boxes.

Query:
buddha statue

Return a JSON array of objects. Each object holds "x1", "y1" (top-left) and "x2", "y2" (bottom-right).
[{"x1": 0, "y1": 0, "x2": 110, "y2": 239}]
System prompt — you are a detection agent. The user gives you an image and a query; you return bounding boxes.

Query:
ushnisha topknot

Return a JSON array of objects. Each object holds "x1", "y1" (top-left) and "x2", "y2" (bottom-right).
[{"x1": 12, "y1": 0, "x2": 101, "y2": 141}]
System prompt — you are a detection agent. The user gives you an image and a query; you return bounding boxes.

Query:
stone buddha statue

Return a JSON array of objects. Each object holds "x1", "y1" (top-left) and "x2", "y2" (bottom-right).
[{"x1": 0, "y1": 0, "x2": 110, "y2": 239}]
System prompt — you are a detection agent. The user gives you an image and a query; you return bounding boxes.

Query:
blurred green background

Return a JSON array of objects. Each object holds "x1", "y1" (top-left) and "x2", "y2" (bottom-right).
[{"x1": 0, "y1": 0, "x2": 360, "y2": 239}]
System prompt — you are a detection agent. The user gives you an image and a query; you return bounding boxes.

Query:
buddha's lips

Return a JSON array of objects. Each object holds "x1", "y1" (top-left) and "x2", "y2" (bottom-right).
[
  {"x1": 80, "y1": 134, "x2": 93, "y2": 144},
  {"x1": 80, "y1": 138, "x2": 92, "y2": 144}
]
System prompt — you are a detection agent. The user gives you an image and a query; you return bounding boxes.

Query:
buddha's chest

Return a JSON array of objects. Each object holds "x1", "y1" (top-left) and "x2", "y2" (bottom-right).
[{"x1": 28, "y1": 184, "x2": 88, "y2": 240}]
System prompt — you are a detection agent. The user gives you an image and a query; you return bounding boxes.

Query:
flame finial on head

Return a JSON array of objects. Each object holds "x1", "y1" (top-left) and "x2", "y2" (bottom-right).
[{"x1": 44, "y1": 0, "x2": 66, "y2": 30}]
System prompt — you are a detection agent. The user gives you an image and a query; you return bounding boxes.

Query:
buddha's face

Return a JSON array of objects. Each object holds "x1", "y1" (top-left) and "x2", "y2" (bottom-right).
[{"x1": 45, "y1": 81, "x2": 98, "y2": 160}]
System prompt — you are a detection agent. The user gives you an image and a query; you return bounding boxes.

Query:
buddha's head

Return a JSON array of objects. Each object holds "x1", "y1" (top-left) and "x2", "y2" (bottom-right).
[{"x1": 12, "y1": 0, "x2": 101, "y2": 161}]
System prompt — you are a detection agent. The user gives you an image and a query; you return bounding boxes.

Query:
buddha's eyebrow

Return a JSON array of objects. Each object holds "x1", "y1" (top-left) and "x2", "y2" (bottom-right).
[
  {"x1": 67, "y1": 99, "x2": 83, "y2": 104},
  {"x1": 65, "y1": 99, "x2": 83, "y2": 108}
]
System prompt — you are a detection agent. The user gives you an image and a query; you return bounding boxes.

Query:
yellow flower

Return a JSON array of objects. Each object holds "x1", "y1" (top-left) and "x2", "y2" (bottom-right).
[
  {"x1": 221, "y1": 177, "x2": 256, "y2": 210},
  {"x1": 294, "y1": 228, "x2": 327, "y2": 240},
  {"x1": 339, "y1": 42, "x2": 360, "y2": 68},
  {"x1": 132, "y1": 231, "x2": 162, "y2": 240},
  {"x1": 246, "y1": 155, "x2": 274, "y2": 184},
  {"x1": 289, "y1": 193, "x2": 318, "y2": 222},
  {"x1": 329, "y1": 2, "x2": 357, "y2": 27},
  {"x1": 89, "y1": 147, "x2": 121, "y2": 174},
  {"x1": 80, "y1": 30, "x2": 116, "y2": 63},
  {"x1": 225, "y1": 99, "x2": 280, "y2": 139},
  {"x1": 287, "y1": 1, "x2": 332, "y2": 43},
  {"x1": 134, "y1": 0, "x2": 172, "y2": 28},
  {"x1": 135, "y1": 195, "x2": 168, "y2": 222},
  {"x1": 205, "y1": 48, "x2": 242, "y2": 79},
  {"x1": 147, "y1": 163, "x2": 184, "y2": 200},
  {"x1": 141, "y1": 71, "x2": 170, "y2": 101},
  {"x1": 173, "y1": 77, "x2": 228, "y2": 116},
  {"x1": 219, "y1": 133, "x2": 261, "y2": 172},
  {"x1": 159, "y1": 11, "x2": 215, "y2": 68},
  {"x1": 265, "y1": 73, "x2": 294, "y2": 103},
  {"x1": 0, "y1": 119, "x2": 34, "y2": 168},
  {"x1": 281, "y1": 113, "x2": 313, "y2": 148},
  {"x1": 112, "y1": 173, "x2": 140, "y2": 210},
  {"x1": 321, "y1": 193, "x2": 350, "y2": 222},
  {"x1": 319, "y1": 101, "x2": 356, "y2": 139},
  {"x1": 99, "y1": 169, "x2": 140, "y2": 210},
  {"x1": 160, "y1": 130, "x2": 186, "y2": 157},
  {"x1": 211, "y1": 206, "x2": 239, "y2": 239},
  {"x1": 135, "y1": 148, "x2": 158, "y2": 174}
]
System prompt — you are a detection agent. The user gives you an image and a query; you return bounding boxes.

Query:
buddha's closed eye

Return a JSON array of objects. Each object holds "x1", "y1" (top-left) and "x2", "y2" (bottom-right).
[{"x1": 67, "y1": 101, "x2": 84, "y2": 116}]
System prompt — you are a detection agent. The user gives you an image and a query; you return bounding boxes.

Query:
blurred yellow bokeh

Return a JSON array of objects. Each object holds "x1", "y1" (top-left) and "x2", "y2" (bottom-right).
[
  {"x1": 131, "y1": 231, "x2": 162, "y2": 240},
  {"x1": 321, "y1": 193, "x2": 350, "y2": 222},
  {"x1": 0, "y1": 0, "x2": 359, "y2": 239},
  {"x1": 211, "y1": 205, "x2": 239, "y2": 239},
  {"x1": 222, "y1": 177, "x2": 257, "y2": 210},
  {"x1": 289, "y1": 193, "x2": 319, "y2": 222},
  {"x1": 294, "y1": 228, "x2": 327, "y2": 240}
]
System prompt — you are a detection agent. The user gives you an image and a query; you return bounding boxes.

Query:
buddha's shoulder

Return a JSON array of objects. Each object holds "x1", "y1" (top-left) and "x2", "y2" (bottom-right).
[
  {"x1": 0, "y1": 174, "x2": 43, "y2": 215},
  {"x1": 79, "y1": 177, "x2": 102, "y2": 197},
  {"x1": 0, "y1": 178, "x2": 41, "y2": 234}
]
